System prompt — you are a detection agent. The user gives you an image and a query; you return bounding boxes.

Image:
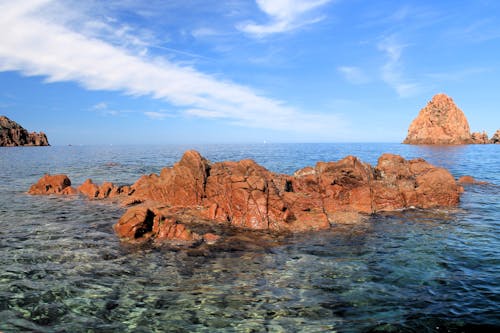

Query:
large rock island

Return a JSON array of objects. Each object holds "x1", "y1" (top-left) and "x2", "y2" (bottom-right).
[
  {"x1": 0, "y1": 115, "x2": 49, "y2": 146},
  {"x1": 29, "y1": 150, "x2": 464, "y2": 245},
  {"x1": 403, "y1": 94, "x2": 499, "y2": 145}
]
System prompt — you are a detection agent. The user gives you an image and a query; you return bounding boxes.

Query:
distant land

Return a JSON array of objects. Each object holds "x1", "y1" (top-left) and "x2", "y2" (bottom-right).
[
  {"x1": 404, "y1": 93, "x2": 499, "y2": 145},
  {"x1": 0, "y1": 116, "x2": 49, "y2": 146}
]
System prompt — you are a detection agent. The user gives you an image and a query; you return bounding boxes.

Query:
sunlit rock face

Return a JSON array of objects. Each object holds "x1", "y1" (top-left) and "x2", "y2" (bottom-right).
[
  {"x1": 403, "y1": 94, "x2": 472, "y2": 145},
  {"x1": 29, "y1": 150, "x2": 464, "y2": 244},
  {"x1": 0, "y1": 116, "x2": 49, "y2": 146}
]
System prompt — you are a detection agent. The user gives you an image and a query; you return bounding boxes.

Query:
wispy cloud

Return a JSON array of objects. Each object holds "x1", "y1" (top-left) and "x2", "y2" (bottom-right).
[
  {"x1": 337, "y1": 66, "x2": 370, "y2": 84},
  {"x1": 144, "y1": 111, "x2": 171, "y2": 120},
  {"x1": 445, "y1": 18, "x2": 500, "y2": 43},
  {"x1": 91, "y1": 102, "x2": 170, "y2": 119},
  {"x1": 91, "y1": 102, "x2": 108, "y2": 111},
  {"x1": 185, "y1": 109, "x2": 225, "y2": 118},
  {"x1": 377, "y1": 36, "x2": 420, "y2": 97},
  {"x1": 191, "y1": 27, "x2": 220, "y2": 39},
  {"x1": 0, "y1": 1, "x2": 343, "y2": 135},
  {"x1": 238, "y1": 0, "x2": 332, "y2": 37},
  {"x1": 90, "y1": 102, "x2": 127, "y2": 116}
]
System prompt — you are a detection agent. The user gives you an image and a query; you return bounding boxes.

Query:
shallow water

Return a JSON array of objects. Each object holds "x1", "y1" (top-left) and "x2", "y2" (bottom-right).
[{"x1": 0, "y1": 143, "x2": 499, "y2": 332}]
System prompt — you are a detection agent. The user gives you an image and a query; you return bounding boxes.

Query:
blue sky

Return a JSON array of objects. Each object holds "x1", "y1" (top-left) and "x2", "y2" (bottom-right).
[{"x1": 0, "y1": 0, "x2": 499, "y2": 145}]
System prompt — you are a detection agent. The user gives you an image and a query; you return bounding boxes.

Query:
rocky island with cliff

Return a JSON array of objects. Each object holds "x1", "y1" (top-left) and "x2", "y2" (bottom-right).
[
  {"x1": 403, "y1": 93, "x2": 499, "y2": 145},
  {"x1": 0, "y1": 115, "x2": 49, "y2": 146}
]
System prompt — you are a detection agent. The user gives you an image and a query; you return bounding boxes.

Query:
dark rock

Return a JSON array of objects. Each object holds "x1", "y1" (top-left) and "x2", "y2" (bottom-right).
[
  {"x1": 490, "y1": 129, "x2": 500, "y2": 144},
  {"x1": 0, "y1": 115, "x2": 49, "y2": 146},
  {"x1": 471, "y1": 131, "x2": 490, "y2": 144}
]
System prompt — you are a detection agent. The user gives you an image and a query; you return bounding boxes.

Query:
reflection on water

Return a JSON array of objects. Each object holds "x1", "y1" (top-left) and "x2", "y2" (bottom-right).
[{"x1": 0, "y1": 143, "x2": 499, "y2": 332}]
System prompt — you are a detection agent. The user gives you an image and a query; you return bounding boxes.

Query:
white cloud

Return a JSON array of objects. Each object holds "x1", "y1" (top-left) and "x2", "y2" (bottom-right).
[
  {"x1": 377, "y1": 36, "x2": 420, "y2": 97},
  {"x1": 0, "y1": 0, "x2": 343, "y2": 136},
  {"x1": 144, "y1": 111, "x2": 170, "y2": 120},
  {"x1": 338, "y1": 66, "x2": 370, "y2": 84},
  {"x1": 91, "y1": 102, "x2": 108, "y2": 110},
  {"x1": 89, "y1": 102, "x2": 125, "y2": 116},
  {"x1": 238, "y1": 0, "x2": 332, "y2": 37},
  {"x1": 185, "y1": 109, "x2": 225, "y2": 118}
]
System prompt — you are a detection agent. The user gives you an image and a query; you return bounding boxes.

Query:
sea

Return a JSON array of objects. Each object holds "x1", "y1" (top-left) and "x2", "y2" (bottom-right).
[{"x1": 0, "y1": 143, "x2": 498, "y2": 332}]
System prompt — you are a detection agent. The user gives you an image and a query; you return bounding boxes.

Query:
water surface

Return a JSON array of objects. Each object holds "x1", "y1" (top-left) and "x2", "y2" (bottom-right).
[{"x1": 0, "y1": 143, "x2": 499, "y2": 332}]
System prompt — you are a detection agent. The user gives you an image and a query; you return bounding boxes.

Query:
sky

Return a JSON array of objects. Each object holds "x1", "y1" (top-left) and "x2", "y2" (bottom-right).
[{"x1": 0, "y1": 0, "x2": 499, "y2": 145}]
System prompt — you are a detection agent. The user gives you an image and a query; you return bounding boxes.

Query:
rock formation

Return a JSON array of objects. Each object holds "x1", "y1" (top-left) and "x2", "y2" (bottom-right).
[
  {"x1": 0, "y1": 116, "x2": 49, "y2": 146},
  {"x1": 28, "y1": 150, "x2": 464, "y2": 245},
  {"x1": 403, "y1": 94, "x2": 499, "y2": 145},
  {"x1": 403, "y1": 94, "x2": 472, "y2": 144},
  {"x1": 490, "y1": 130, "x2": 500, "y2": 144},
  {"x1": 470, "y1": 131, "x2": 489, "y2": 144},
  {"x1": 28, "y1": 174, "x2": 77, "y2": 195},
  {"x1": 457, "y1": 175, "x2": 488, "y2": 185}
]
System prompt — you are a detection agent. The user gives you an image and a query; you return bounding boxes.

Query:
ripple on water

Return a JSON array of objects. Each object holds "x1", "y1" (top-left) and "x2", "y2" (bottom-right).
[{"x1": 0, "y1": 143, "x2": 499, "y2": 332}]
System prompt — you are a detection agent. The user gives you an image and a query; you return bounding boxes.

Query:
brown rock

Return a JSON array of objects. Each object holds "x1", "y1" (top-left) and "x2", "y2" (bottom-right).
[
  {"x1": 403, "y1": 94, "x2": 472, "y2": 145},
  {"x1": 62, "y1": 186, "x2": 79, "y2": 195},
  {"x1": 490, "y1": 129, "x2": 500, "y2": 144},
  {"x1": 28, "y1": 174, "x2": 75, "y2": 195},
  {"x1": 113, "y1": 206, "x2": 155, "y2": 241},
  {"x1": 113, "y1": 206, "x2": 201, "y2": 244},
  {"x1": 78, "y1": 179, "x2": 100, "y2": 198},
  {"x1": 97, "y1": 182, "x2": 115, "y2": 198},
  {"x1": 0, "y1": 116, "x2": 49, "y2": 146},
  {"x1": 471, "y1": 131, "x2": 489, "y2": 144},
  {"x1": 77, "y1": 179, "x2": 127, "y2": 199},
  {"x1": 153, "y1": 217, "x2": 200, "y2": 244},
  {"x1": 202, "y1": 159, "x2": 288, "y2": 231},
  {"x1": 414, "y1": 168, "x2": 461, "y2": 208},
  {"x1": 28, "y1": 150, "x2": 465, "y2": 244},
  {"x1": 458, "y1": 175, "x2": 488, "y2": 185},
  {"x1": 202, "y1": 233, "x2": 221, "y2": 244},
  {"x1": 130, "y1": 150, "x2": 210, "y2": 206}
]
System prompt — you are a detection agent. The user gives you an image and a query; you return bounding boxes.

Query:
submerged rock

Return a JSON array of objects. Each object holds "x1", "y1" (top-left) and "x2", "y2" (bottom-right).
[
  {"x1": 457, "y1": 175, "x2": 488, "y2": 185},
  {"x1": 28, "y1": 150, "x2": 464, "y2": 245},
  {"x1": 0, "y1": 115, "x2": 49, "y2": 146}
]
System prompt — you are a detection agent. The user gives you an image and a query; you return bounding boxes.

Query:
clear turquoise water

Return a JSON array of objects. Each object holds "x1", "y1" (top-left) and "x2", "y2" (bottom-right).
[{"x1": 0, "y1": 143, "x2": 499, "y2": 332}]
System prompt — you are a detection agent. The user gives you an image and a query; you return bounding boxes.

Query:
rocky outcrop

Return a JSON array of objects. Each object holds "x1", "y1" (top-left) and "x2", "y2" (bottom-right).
[
  {"x1": 403, "y1": 94, "x2": 498, "y2": 145},
  {"x1": 457, "y1": 175, "x2": 488, "y2": 185},
  {"x1": 28, "y1": 150, "x2": 464, "y2": 245},
  {"x1": 28, "y1": 175, "x2": 131, "y2": 198},
  {"x1": 0, "y1": 116, "x2": 49, "y2": 146},
  {"x1": 28, "y1": 174, "x2": 78, "y2": 195},
  {"x1": 113, "y1": 206, "x2": 204, "y2": 245},
  {"x1": 77, "y1": 179, "x2": 132, "y2": 199},
  {"x1": 471, "y1": 131, "x2": 489, "y2": 144},
  {"x1": 490, "y1": 130, "x2": 500, "y2": 144},
  {"x1": 403, "y1": 94, "x2": 472, "y2": 145}
]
